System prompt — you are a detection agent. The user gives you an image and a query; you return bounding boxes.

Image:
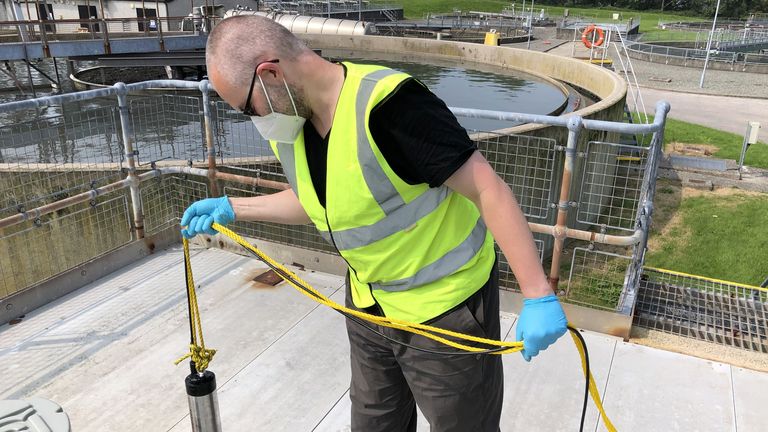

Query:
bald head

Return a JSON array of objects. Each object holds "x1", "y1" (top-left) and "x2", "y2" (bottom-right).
[{"x1": 206, "y1": 15, "x2": 310, "y2": 88}]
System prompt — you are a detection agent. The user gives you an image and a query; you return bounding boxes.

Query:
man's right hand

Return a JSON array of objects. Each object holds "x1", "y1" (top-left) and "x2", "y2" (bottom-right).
[{"x1": 180, "y1": 196, "x2": 235, "y2": 239}]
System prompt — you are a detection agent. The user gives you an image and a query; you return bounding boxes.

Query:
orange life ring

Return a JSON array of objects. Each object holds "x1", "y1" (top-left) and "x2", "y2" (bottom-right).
[{"x1": 581, "y1": 25, "x2": 605, "y2": 48}]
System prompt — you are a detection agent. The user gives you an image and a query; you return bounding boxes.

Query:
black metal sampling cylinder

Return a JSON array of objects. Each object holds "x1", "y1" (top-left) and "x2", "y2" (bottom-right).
[{"x1": 185, "y1": 363, "x2": 222, "y2": 432}]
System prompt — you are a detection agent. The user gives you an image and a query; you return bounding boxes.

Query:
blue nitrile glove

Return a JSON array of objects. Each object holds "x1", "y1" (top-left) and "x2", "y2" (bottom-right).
[
  {"x1": 180, "y1": 196, "x2": 235, "y2": 239},
  {"x1": 515, "y1": 294, "x2": 568, "y2": 362}
]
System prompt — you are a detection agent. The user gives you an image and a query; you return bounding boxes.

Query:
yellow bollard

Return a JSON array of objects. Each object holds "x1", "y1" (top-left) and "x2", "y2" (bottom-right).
[{"x1": 484, "y1": 30, "x2": 500, "y2": 46}]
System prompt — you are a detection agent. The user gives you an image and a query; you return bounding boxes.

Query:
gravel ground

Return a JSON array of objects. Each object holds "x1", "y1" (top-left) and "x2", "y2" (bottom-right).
[
  {"x1": 630, "y1": 327, "x2": 768, "y2": 372},
  {"x1": 516, "y1": 27, "x2": 768, "y2": 98},
  {"x1": 627, "y1": 58, "x2": 768, "y2": 98}
]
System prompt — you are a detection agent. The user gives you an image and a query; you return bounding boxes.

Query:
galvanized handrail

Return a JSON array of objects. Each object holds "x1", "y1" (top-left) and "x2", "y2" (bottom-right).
[{"x1": 0, "y1": 80, "x2": 670, "y2": 314}]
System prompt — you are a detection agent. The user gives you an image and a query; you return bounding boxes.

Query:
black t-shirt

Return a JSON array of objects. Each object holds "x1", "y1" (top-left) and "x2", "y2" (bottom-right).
[{"x1": 304, "y1": 77, "x2": 476, "y2": 207}]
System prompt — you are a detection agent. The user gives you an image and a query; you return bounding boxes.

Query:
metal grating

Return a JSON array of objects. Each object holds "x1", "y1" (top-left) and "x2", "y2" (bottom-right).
[
  {"x1": 0, "y1": 194, "x2": 131, "y2": 298},
  {"x1": 476, "y1": 133, "x2": 557, "y2": 220},
  {"x1": 635, "y1": 268, "x2": 768, "y2": 353},
  {"x1": 566, "y1": 247, "x2": 631, "y2": 311},
  {"x1": 577, "y1": 141, "x2": 649, "y2": 231}
]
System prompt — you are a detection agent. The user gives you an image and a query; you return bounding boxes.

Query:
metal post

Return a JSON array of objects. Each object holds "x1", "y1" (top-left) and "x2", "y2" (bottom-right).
[
  {"x1": 141, "y1": 0, "x2": 148, "y2": 35},
  {"x1": 98, "y1": 0, "x2": 111, "y2": 54},
  {"x1": 115, "y1": 83, "x2": 145, "y2": 239},
  {"x1": 699, "y1": 0, "x2": 722, "y2": 88},
  {"x1": 156, "y1": 0, "x2": 165, "y2": 50},
  {"x1": 527, "y1": 0, "x2": 534, "y2": 49},
  {"x1": 548, "y1": 116, "x2": 582, "y2": 291},
  {"x1": 52, "y1": 57, "x2": 61, "y2": 91},
  {"x1": 200, "y1": 81, "x2": 219, "y2": 197}
]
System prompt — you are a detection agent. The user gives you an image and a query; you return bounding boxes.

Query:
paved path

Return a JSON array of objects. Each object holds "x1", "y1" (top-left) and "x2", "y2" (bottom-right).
[
  {"x1": 640, "y1": 87, "x2": 768, "y2": 143},
  {"x1": 543, "y1": 40, "x2": 768, "y2": 143}
]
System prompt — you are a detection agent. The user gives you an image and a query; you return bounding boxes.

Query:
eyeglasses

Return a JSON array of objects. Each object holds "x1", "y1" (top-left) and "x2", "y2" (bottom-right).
[{"x1": 241, "y1": 59, "x2": 280, "y2": 117}]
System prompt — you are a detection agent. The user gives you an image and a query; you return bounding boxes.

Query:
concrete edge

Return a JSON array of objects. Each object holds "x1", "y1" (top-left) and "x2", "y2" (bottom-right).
[{"x1": 299, "y1": 34, "x2": 628, "y2": 135}]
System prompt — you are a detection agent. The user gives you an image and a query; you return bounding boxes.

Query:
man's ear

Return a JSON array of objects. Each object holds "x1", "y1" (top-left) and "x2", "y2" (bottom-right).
[{"x1": 256, "y1": 62, "x2": 282, "y2": 84}]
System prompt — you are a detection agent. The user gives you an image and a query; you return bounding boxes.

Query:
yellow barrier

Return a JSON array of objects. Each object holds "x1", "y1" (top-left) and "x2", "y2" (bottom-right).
[{"x1": 484, "y1": 30, "x2": 500, "y2": 46}]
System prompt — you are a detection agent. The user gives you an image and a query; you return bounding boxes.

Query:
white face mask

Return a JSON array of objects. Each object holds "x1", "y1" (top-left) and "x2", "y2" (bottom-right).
[{"x1": 250, "y1": 75, "x2": 306, "y2": 143}]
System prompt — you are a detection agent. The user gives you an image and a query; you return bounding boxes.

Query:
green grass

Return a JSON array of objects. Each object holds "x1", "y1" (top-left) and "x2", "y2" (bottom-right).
[
  {"x1": 373, "y1": 1, "x2": 705, "y2": 32},
  {"x1": 646, "y1": 115, "x2": 768, "y2": 169},
  {"x1": 645, "y1": 187, "x2": 768, "y2": 286},
  {"x1": 638, "y1": 29, "x2": 707, "y2": 42}
]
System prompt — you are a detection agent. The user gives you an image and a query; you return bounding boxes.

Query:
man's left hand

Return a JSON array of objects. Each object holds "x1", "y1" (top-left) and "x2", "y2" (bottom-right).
[{"x1": 515, "y1": 294, "x2": 568, "y2": 362}]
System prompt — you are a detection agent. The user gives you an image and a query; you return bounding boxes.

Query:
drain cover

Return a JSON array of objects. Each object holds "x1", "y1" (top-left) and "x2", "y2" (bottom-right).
[{"x1": 253, "y1": 270, "x2": 283, "y2": 286}]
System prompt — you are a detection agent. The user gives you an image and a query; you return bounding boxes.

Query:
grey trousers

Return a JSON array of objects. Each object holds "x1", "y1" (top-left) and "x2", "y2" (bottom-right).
[{"x1": 344, "y1": 262, "x2": 503, "y2": 432}]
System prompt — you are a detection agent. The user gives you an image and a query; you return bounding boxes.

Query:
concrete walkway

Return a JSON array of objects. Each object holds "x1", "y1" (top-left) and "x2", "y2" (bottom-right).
[
  {"x1": 542, "y1": 40, "x2": 767, "y2": 143},
  {"x1": 2, "y1": 246, "x2": 766, "y2": 431},
  {"x1": 639, "y1": 87, "x2": 768, "y2": 144}
]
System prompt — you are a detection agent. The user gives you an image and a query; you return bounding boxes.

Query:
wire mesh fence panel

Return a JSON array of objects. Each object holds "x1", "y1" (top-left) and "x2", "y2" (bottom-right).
[
  {"x1": 222, "y1": 184, "x2": 335, "y2": 254},
  {"x1": 0, "y1": 193, "x2": 131, "y2": 299},
  {"x1": 142, "y1": 175, "x2": 209, "y2": 236},
  {"x1": 566, "y1": 247, "x2": 631, "y2": 311},
  {"x1": 130, "y1": 95, "x2": 206, "y2": 166},
  {"x1": 635, "y1": 268, "x2": 768, "y2": 353},
  {"x1": 0, "y1": 103, "x2": 124, "y2": 225},
  {"x1": 476, "y1": 133, "x2": 557, "y2": 220},
  {"x1": 213, "y1": 101, "x2": 276, "y2": 175},
  {"x1": 577, "y1": 141, "x2": 649, "y2": 232},
  {"x1": 497, "y1": 237, "x2": 545, "y2": 293}
]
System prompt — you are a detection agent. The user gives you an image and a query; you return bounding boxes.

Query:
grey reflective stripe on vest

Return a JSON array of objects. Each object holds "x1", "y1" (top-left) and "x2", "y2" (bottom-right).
[
  {"x1": 370, "y1": 218, "x2": 488, "y2": 292},
  {"x1": 330, "y1": 186, "x2": 449, "y2": 251},
  {"x1": 356, "y1": 69, "x2": 405, "y2": 215},
  {"x1": 276, "y1": 142, "x2": 298, "y2": 191}
]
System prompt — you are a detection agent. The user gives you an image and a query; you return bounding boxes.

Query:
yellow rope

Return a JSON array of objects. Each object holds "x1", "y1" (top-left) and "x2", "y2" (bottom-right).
[
  {"x1": 212, "y1": 223, "x2": 522, "y2": 353},
  {"x1": 180, "y1": 223, "x2": 617, "y2": 430},
  {"x1": 569, "y1": 331, "x2": 617, "y2": 432},
  {"x1": 174, "y1": 237, "x2": 217, "y2": 371}
]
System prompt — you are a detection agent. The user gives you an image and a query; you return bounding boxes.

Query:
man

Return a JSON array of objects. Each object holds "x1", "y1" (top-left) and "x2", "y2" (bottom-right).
[{"x1": 181, "y1": 15, "x2": 567, "y2": 432}]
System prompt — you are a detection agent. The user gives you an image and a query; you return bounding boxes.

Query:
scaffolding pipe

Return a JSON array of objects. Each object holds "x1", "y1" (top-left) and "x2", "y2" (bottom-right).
[
  {"x1": 116, "y1": 83, "x2": 145, "y2": 239},
  {"x1": 200, "y1": 81, "x2": 219, "y2": 197},
  {"x1": 528, "y1": 222, "x2": 643, "y2": 247},
  {"x1": 547, "y1": 116, "x2": 581, "y2": 290},
  {"x1": 158, "y1": 166, "x2": 290, "y2": 191},
  {"x1": 0, "y1": 178, "x2": 130, "y2": 230}
]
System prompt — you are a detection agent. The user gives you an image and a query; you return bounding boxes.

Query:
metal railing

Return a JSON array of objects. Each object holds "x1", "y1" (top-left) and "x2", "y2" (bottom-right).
[
  {"x1": 0, "y1": 80, "x2": 669, "y2": 319},
  {"x1": 0, "y1": 16, "x2": 220, "y2": 56},
  {"x1": 623, "y1": 38, "x2": 768, "y2": 66},
  {"x1": 639, "y1": 28, "x2": 768, "y2": 45},
  {"x1": 261, "y1": 1, "x2": 401, "y2": 16}
]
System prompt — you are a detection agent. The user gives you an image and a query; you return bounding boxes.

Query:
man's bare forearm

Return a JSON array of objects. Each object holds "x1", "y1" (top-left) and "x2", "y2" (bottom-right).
[
  {"x1": 445, "y1": 151, "x2": 552, "y2": 299},
  {"x1": 230, "y1": 189, "x2": 311, "y2": 225},
  {"x1": 476, "y1": 176, "x2": 552, "y2": 299}
]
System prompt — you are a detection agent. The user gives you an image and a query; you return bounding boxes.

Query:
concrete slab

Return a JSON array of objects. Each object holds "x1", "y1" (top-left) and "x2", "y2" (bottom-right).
[
  {"x1": 599, "y1": 342, "x2": 736, "y2": 431},
  {"x1": 502, "y1": 323, "x2": 618, "y2": 431},
  {"x1": 177, "y1": 290, "x2": 351, "y2": 432},
  {"x1": 731, "y1": 366, "x2": 768, "y2": 431},
  {"x1": 6, "y1": 247, "x2": 768, "y2": 432},
  {"x1": 0, "y1": 246, "x2": 344, "y2": 432}
]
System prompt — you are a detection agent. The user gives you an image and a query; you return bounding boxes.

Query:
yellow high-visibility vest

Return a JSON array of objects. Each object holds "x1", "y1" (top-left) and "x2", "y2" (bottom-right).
[{"x1": 269, "y1": 62, "x2": 495, "y2": 323}]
